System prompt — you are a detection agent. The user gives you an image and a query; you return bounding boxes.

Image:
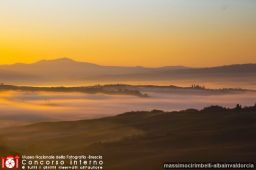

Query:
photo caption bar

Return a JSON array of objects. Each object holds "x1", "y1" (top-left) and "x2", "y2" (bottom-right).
[{"x1": 163, "y1": 162, "x2": 255, "y2": 169}]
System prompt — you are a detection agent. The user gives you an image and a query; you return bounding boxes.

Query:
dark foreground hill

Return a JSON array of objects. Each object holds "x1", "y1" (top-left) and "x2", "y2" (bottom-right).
[{"x1": 0, "y1": 105, "x2": 256, "y2": 170}]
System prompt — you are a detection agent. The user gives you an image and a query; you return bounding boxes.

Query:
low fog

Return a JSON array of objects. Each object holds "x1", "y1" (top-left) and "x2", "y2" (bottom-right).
[{"x1": 0, "y1": 90, "x2": 255, "y2": 128}]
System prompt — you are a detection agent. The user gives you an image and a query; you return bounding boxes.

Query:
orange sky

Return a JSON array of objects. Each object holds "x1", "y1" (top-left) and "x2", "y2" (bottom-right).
[{"x1": 0, "y1": 0, "x2": 255, "y2": 67}]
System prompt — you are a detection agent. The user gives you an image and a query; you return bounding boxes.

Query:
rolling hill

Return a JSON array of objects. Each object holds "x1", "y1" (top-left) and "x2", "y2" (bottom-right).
[{"x1": 0, "y1": 104, "x2": 255, "y2": 170}]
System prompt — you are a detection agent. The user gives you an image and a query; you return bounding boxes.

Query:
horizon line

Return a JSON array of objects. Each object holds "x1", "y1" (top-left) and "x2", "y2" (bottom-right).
[{"x1": 0, "y1": 57, "x2": 255, "y2": 68}]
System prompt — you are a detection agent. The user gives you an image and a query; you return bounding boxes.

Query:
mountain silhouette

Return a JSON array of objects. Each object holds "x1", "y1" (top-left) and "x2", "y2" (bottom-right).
[{"x1": 0, "y1": 58, "x2": 255, "y2": 85}]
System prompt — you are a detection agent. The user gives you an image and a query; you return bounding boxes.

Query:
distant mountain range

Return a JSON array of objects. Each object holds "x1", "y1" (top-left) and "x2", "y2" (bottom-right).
[{"x1": 0, "y1": 58, "x2": 255, "y2": 85}]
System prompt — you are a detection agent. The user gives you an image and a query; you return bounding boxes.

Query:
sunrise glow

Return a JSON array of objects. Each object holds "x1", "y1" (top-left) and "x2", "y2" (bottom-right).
[{"x1": 0, "y1": 0, "x2": 255, "y2": 67}]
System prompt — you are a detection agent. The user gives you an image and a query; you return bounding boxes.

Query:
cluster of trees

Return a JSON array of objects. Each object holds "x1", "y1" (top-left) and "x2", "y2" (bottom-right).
[{"x1": 191, "y1": 84, "x2": 206, "y2": 89}]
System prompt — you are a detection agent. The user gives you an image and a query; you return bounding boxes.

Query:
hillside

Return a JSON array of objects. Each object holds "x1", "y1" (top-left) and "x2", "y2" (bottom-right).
[
  {"x1": 0, "y1": 58, "x2": 255, "y2": 86},
  {"x1": 0, "y1": 84, "x2": 149, "y2": 97},
  {"x1": 0, "y1": 104, "x2": 255, "y2": 170},
  {"x1": 98, "y1": 64, "x2": 256, "y2": 83},
  {"x1": 0, "y1": 84, "x2": 253, "y2": 97},
  {"x1": 0, "y1": 58, "x2": 187, "y2": 84}
]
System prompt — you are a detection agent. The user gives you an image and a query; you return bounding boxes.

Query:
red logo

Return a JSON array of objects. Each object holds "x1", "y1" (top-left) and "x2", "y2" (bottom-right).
[{"x1": 1, "y1": 155, "x2": 20, "y2": 169}]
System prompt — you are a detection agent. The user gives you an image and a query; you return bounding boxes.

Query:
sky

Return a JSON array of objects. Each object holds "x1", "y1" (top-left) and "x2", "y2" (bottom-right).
[{"x1": 0, "y1": 0, "x2": 255, "y2": 67}]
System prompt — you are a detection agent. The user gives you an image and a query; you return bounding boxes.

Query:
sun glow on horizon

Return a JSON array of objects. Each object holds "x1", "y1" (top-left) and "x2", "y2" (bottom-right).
[{"x1": 0, "y1": 0, "x2": 256, "y2": 67}]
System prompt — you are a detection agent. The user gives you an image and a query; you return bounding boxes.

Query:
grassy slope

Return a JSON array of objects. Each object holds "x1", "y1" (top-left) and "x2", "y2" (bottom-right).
[{"x1": 0, "y1": 106, "x2": 256, "y2": 170}]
